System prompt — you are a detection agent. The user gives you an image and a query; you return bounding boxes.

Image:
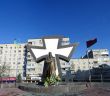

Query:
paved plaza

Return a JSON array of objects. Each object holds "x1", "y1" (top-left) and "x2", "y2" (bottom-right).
[
  {"x1": 0, "y1": 83, "x2": 110, "y2": 96},
  {"x1": 0, "y1": 87, "x2": 110, "y2": 96}
]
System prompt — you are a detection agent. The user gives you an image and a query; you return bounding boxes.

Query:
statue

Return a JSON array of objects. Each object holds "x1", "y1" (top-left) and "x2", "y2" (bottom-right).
[{"x1": 42, "y1": 52, "x2": 56, "y2": 82}]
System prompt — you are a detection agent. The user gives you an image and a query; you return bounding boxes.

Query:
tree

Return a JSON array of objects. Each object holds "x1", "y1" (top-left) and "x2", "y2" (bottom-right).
[
  {"x1": 17, "y1": 74, "x2": 22, "y2": 83},
  {"x1": 0, "y1": 63, "x2": 8, "y2": 88}
]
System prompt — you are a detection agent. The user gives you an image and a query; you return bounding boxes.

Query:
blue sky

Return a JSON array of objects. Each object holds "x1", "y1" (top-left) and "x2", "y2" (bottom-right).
[{"x1": 0, "y1": 0, "x2": 110, "y2": 58}]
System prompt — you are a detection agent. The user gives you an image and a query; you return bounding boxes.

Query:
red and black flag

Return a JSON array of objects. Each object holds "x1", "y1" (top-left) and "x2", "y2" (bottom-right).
[{"x1": 86, "y1": 38, "x2": 97, "y2": 48}]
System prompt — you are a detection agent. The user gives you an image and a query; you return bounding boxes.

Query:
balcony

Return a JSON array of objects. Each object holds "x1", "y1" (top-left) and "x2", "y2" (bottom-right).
[
  {"x1": 101, "y1": 52, "x2": 109, "y2": 55},
  {"x1": 27, "y1": 65, "x2": 35, "y2": 69}
]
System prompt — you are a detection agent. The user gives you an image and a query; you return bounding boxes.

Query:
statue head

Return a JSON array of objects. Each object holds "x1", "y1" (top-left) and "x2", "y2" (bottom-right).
[{"x1": 48, "y1": 52, "x2": 53, "y2": 58}]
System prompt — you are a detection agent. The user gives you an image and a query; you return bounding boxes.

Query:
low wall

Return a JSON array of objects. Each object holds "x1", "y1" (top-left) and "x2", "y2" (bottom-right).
[
  {"x1": 0, "y1": 83, "x2": 15, "y2": 88},
  {"x1": 18, "y1": 82, "x2": 110, "y2": 95},
  {"x1": 18, "y1": 83, "x2": 87, "y2": 94}
]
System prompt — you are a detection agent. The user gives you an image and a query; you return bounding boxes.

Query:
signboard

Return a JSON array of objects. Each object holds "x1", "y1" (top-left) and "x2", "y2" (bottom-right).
[{"x1": 0, "y1": 77, "x2": 16, "y2": 81}]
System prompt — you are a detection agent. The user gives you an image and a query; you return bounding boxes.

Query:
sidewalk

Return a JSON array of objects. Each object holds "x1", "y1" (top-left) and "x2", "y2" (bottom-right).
[
  {"x1": 82, "y1": 87, "x2": 110, "y2": 96},
  {"x1": 0, "y1": 88, "x2": 33, "y2": 96}
]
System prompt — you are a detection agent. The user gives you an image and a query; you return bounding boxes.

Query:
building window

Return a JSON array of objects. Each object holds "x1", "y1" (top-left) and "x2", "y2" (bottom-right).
[
  {"x1": 18, "y1": 62, "x2": 21, "y2": 64},
  {"x1": 32, "y1": 68, "x2": 35, "y2": 71},
  {"x1": 0, "y1": 50, "x2": 2, "y2": 54},
  {"x1": 28, "y1": 64, "x2": 31, "y2": 66},
  {"x1": 28, "y1": 42, "x2": 32, "y2": 45},
  {"x1": 32, "y1": 64, "x2": 34, "y2": 66},
  {"x1": 18, "y1": 58, "x2": 21, "y2": 60},
  {"x1": 28, "y1": 55, "x2": 31, "y2": 58},
  {"x1": 27, "y1": 59, "x2": 31, "y2": 62},
  {"x1": 19, "y1": 50, "x2": 21, "y2": 52},
  {"x1": 94, "y1": 61, "x2": 98, "y2": 64},
  {"x1": 39, "y1": 40, "x2": 42, "y2": 44},
  {"x1": 62, "y1": 63, "x2": 65, "y2": 65}
]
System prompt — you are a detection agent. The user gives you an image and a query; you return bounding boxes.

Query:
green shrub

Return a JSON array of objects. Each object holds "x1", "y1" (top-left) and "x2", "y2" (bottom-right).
[
  {"x1": 17, "y1": 74, "x2": 22, "y2": 83},
  {"x1": 44, "y1": 75, "x2": 61, "y2": 87}
]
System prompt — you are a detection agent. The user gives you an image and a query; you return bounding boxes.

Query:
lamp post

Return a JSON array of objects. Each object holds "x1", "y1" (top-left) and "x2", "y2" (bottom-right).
[{"x1": 99, "y1": 65, "x2": 103, "y2": 82}]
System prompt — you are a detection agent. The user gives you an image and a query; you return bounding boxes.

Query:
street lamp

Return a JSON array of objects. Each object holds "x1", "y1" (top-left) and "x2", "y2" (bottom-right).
[{"x1": 99, "y1": 65, "x2": 103, "y2": 82}]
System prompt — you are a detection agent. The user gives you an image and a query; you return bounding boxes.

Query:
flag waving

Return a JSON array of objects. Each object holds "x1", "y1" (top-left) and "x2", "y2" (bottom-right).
[{"x1": 86, "y1": 38, "x2": 97, "y2": 48}]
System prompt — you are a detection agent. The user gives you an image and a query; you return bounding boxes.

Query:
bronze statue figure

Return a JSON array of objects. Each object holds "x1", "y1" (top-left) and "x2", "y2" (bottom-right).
[{"x1": 42, "y1": 52, "x2": 56, "y2": 81}]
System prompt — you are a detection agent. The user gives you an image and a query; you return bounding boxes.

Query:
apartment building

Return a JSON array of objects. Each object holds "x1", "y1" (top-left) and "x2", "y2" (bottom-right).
[
  {"x1": 70, "y1": 58, "x2": 95, "y2": 72},
  {"x1": 87, "y1": 49, "x2": 110, "y2": 65},
  {"x1": 69, "y1": 49, "x2": 110, "y2": 74},
  {"x1": 69, "y1": 49, "x2": 110, "y2": 81},
  {"x1": 0, "y1": 44, "x2": 26, "y2": 78}
]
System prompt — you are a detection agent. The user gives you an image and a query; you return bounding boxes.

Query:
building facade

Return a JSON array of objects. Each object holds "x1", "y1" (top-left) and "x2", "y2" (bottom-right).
[
  {"x1": 0, "y1": 38, "x2": 110, "y2": 82},
  {"x1": 70, "y1": 58, "x2": 95, "y2": 72},
  {"x1": 87, "y1": 49, "x2": 110, "y2": 65},
  {"x1": 0, "y1": 44, "x2": 26, "y2": 78},
  {"x1": 69, "y1": 49, "x2": 110, "y2": 81}
]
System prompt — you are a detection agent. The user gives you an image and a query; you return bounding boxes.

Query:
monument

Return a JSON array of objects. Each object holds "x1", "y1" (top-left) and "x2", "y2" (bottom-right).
[{"x1": 27, "y1": 36, "x2": 78, "y2": 85}]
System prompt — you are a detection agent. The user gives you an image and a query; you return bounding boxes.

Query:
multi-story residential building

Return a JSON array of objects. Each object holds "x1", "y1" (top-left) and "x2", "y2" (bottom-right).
[
  {"x1": 88, "y1": 49, "x2": 110, "y2": 65},
  {"x1": 70, "y1": 49, "x2": 110, "y2": 81},
  {"x1": 83, "y1": 49, "x2": 110, "y2": 65},
  {"x1": 0, "y1": 43, "x2": 26, "y2": 78},
  {"x1": 70, "y1": 58, "x2": 95, "y2": 72}
]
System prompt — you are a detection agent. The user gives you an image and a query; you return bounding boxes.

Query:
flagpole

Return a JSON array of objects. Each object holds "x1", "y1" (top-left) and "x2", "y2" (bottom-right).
[
  {"x1": 86, "y1": 38, "x2": 97, "y2": 85},
  {"x1": 86, "y1": 48, "x2": 91, "y2": 84}
]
